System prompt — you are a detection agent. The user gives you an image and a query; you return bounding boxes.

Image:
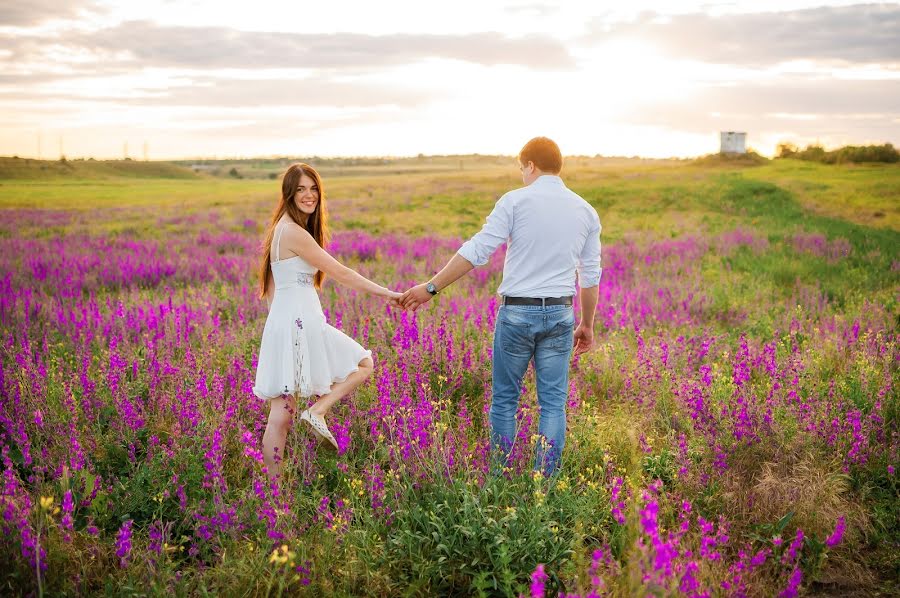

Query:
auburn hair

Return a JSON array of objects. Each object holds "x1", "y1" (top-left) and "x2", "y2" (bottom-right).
[
  {"x1": 258, "y1": 163, "x2": 329, "y2": 296},
  {"x1": 518, "y1": 136, "x2": 563, "y2": 174}
]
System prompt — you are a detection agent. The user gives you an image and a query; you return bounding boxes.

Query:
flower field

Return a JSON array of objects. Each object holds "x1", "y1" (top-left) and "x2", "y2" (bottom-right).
[{"x1": 0, "y1": 159, "x2": 897, "y2": 596}]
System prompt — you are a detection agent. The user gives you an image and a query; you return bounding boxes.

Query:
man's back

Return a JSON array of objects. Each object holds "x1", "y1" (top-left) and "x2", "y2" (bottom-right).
[
  {"x1": 458, "y1": 174, "x2": 602, "y2": 298},
  {"x1": 501, "y1": 175, "x2": 600, "y2": 297}
]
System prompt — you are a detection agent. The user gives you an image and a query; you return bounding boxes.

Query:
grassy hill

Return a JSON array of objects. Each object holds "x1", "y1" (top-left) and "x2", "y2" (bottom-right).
[
  {"x1": 0, "y1": 154, "x2": 676, "y2": 182},
  {"x1": 172, "y1": 154, "x2": 680, "y2": 180},
  {"x1": 0, "y1": 157, "x2": 897, "y2": 233},
  {"x1": 0, "y1": 157, "x2": 201, "y2": 180}
]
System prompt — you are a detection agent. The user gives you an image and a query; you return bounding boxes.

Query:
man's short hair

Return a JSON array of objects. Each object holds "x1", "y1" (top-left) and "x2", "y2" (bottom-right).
[{"x1": 518, "y1": 137, "x2": 562, "y2": 174}]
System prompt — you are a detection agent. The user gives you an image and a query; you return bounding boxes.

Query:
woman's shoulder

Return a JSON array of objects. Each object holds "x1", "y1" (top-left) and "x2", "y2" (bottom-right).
[{"x1": 279, "y1": 220, "x2": 313, "y2": 240}]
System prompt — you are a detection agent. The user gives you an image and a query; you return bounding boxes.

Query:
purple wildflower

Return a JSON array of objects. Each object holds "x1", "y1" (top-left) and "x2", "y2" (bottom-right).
[
  {"x1": 825, "y1": 516, "x2": 846, "y2": 548},
  {"x1": 60, "y1": 490, "x2": 74, "y2": 531},
  {"x1": 778, "y1": 566, "x2": 803, "y2": 598},
  {"x1": 530, "y1": 564, "x2": 548, "y2": 598},
  {"x1": 115, "y1": 519, "x2": 134, "y2": 567}
]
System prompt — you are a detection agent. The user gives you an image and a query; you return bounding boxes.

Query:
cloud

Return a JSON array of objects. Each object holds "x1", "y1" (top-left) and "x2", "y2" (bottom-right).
[
  {"x1": 4, "y1": 20, "x2": 574, "y2": 71},
  {"x1": 0, "y1": 19, "x2": 565, "y2": 120},
  {"x1": 591, "y1": 3, "x2": 900, "y2": 66},
  {"x1": 710, "y1": 77, "x2": 899, "y2": 115},
  {"x1": 134, "y1": 77, "x2": 435, "y2": 108},
  {"x1": 621, "y1": 77, "x2": 900, "y2": 135},
  {"x1": 503, "y1": 3, "x2": 558, "y2": 17},
  {"x1": 0, "y1": 74, "x2": 436, "y2": 109},
  {"x1": 0, "y1": 0, "x2": 103, "y2": 27}
]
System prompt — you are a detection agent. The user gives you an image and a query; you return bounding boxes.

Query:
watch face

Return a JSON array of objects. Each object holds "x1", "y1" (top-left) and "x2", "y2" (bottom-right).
[{"x1": 426, "y1": 283, "x2": 437, "y2": 294}]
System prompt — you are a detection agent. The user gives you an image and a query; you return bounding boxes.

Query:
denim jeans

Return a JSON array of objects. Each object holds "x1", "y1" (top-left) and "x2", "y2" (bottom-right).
[{"x1": 489, "y1": 303, "x2": 575, "y2": 475}]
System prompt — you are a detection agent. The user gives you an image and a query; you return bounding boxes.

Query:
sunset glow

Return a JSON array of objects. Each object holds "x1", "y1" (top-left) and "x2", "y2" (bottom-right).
[{"x1": 1, "y1": 0, "x2": 897, "y2": 159}]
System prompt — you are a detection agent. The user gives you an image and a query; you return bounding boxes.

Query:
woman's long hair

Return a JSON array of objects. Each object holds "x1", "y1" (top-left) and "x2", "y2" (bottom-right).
[{"x1": 258, "y1": 163, "x2": 329, "y2": 296}]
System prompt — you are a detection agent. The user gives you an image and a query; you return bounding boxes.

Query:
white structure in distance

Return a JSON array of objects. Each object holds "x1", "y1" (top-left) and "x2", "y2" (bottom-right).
[{"x1": 720, "y1": 131, "x2": 747, "y2": 154}]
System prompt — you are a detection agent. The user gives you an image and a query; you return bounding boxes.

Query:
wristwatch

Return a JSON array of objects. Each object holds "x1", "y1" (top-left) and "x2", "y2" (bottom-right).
[{"x1": 426, "y1": 282, "x2": 438, "y2": 296}]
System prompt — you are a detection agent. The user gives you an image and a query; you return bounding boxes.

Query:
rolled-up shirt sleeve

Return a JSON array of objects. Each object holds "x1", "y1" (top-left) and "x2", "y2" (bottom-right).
[
  {"x1": 457, "y1": 194, "x2": 513, "y2": 267},
  {"x1": 577, "y1": 211, "x2": 602, "y2": 288}
]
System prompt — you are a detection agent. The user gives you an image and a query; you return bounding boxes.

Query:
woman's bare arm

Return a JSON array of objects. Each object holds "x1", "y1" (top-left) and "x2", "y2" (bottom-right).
[{"x1": 281, "y1": 223, "x2": 397, "y2": 298}]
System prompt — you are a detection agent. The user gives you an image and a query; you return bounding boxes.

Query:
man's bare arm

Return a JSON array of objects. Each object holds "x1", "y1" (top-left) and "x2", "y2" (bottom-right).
[
  {"x1": 399, "y1": 253, "x2": 475, "y2": 311},
  {"x1": 573, "y1": 285, "x2": 598, "y2": 357}
]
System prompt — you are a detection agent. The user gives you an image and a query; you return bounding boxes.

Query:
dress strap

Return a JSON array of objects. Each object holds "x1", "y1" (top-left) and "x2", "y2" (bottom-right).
[{"x1": 272, "y1": 222, "x2": 286, "y2": 262}]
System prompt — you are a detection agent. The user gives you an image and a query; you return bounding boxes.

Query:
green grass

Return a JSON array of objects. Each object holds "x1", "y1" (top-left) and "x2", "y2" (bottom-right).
[
  {"x1": 1, "y1": 160, "x2": 897, "y2": 308},
  {"x1": 4, "y1": 156, "x2": 897, "y2": 237},
  {"x1": 1, "y1": 157, "x2": 897, "y2": 319},
  {"x1": 752, "y1": 159, "x2": 900, "y2": 230},
  {"x1": 0, "y1": 157, "x2": 200, "y2": 180}
]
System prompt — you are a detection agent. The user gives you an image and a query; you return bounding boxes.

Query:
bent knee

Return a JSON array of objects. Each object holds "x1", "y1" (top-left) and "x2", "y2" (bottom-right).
[{"x1": 358, "y1": 357, "x2": 375, "y2": 377}]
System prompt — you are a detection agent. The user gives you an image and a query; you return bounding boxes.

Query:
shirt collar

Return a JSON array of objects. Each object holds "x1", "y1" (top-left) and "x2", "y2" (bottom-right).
[{"x1": 531, "y1": 174, "x2": 564, "y2": 186}]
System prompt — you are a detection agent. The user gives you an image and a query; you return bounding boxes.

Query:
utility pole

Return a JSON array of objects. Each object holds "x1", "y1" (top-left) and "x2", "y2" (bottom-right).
[
  {"x1": 59, "y1": 135, "x2": 64, "y2": 160},
  {"x1": 124, "y1": 141, "x2": 129, "y2": 159},
  {"x1": 143, "y1": 141, "x2": 148, "y2": 161}
]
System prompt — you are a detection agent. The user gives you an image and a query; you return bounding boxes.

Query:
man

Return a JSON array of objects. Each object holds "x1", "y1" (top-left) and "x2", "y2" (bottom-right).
[{"x1": 399, "y1": 137, "x2": 601, "y2": 475}]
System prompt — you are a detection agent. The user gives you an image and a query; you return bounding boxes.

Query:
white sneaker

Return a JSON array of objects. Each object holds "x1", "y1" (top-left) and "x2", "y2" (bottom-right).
[{"x1": 300, "y1": 410, "x2": 339, "y2": 450}]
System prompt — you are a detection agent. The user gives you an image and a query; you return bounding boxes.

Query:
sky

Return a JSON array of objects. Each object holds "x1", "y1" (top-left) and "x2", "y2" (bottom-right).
[{"x1": 0, "y1": 0, "x2": 898, "y2": 159}]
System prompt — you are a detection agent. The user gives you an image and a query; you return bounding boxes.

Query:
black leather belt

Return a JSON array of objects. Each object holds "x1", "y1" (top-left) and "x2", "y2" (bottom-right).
[{"x1": 502, "y1": 296, "x2": 573, "y2": 306}]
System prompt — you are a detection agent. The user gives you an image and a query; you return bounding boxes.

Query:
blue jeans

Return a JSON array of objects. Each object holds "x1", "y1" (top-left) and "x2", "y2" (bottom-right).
[{"x1": 489, "y1": 304, "x2": 575, "y2": 475}]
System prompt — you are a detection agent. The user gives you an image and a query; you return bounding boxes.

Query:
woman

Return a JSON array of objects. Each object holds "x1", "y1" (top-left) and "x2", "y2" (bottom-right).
[{"x1": 254, "y1": 163, "x2": 399, "y2": 480}]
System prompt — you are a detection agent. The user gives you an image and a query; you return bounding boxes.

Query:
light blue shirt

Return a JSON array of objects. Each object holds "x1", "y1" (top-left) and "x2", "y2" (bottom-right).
[{"x1": 457, "y1": 175, "x2": 601, "y2": 297}]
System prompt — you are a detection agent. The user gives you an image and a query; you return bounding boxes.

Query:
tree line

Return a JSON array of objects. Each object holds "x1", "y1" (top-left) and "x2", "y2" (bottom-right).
[{"x1": 777, "y1": 142, "x2": 898, "y2": 164}]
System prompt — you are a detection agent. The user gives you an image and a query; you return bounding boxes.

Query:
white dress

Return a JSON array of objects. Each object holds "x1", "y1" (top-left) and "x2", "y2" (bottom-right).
[{"x1": 253, "y1": 222, "x2": 372, "y2": 400}]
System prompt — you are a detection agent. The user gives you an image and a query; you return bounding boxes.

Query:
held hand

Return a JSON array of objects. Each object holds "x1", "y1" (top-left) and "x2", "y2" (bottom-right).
[
  {"x1": 399, "y1": 284, "x2": 434, "y2": 312},
  {"x1": 572, "y1": 323, "x2": 594, "y2": 358},
  {"x1": 385, "y1": 290, "x2": 403, "y2": 308}
]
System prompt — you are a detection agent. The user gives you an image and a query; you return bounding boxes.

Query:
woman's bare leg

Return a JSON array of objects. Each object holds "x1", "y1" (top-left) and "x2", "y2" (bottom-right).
[
  {"x1": 309, "y1": 357, "x2": 374, "y2": 417},
  {"x1": 262, "y1": 394, "x2": 297, "y2": 480}
]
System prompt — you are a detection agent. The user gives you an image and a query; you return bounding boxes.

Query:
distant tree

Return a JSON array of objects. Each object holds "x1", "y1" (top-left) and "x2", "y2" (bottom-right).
[
  {"x1": 778, "y1": 142, "x2": 898, "y2": 164},
  {"x1": 776, "y1": 142, "x2": 798, "y2": 158},
  {"x1": 798, "y1": 144, "x2": 826, "y2": 162},
  {"x1": 228, "y1": 167, "x2": 243, "y2": 179},
  {"x1": 834, "y1": 143, "x2": 899, "y2": 164}
]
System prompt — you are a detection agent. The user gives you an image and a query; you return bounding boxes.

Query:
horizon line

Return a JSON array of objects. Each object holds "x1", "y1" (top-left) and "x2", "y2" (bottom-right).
[
  {"x1": 7, "y1": 140, "x2": 897, "y2": 163},
  {"x1": 0, "y1": 151, "x2": 757, "y2": 162}
]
